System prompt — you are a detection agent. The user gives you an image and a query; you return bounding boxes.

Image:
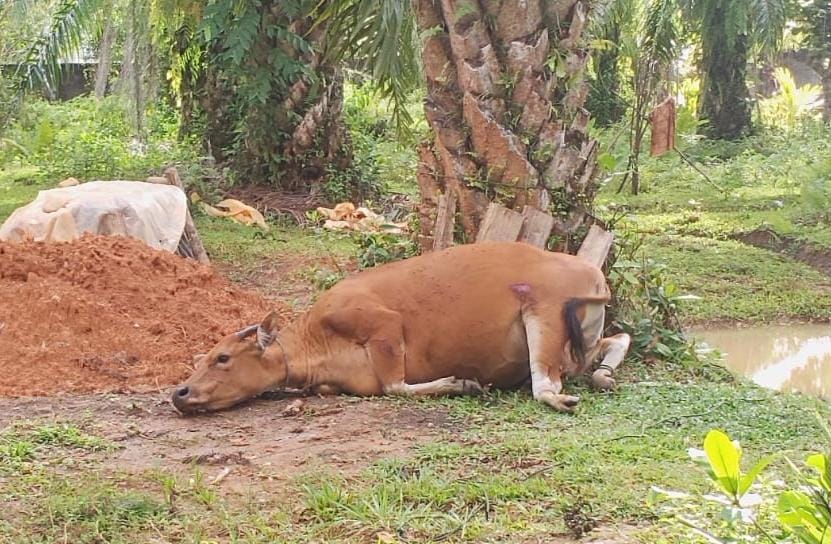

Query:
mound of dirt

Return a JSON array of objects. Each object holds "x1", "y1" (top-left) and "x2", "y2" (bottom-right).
[{"x1": 0, "y1": 235, "x2": 288, "y2": 397}]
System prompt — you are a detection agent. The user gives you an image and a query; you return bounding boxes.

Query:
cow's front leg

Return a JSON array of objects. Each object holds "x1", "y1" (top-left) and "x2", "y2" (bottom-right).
[
  {"x1": 384, "y1": 377, "x2": 485, "y2": 397},
  {"x1": 524, "y1": 314, "x2": 579, "y2": 413},
  {"x1": 590, "y1": 333, "x2": 631, "y2": 391}
]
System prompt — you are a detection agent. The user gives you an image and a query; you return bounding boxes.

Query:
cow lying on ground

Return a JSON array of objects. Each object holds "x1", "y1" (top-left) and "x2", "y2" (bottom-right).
[{"x1": 172, "y1": 242, "x2": 631, "y2": 414}]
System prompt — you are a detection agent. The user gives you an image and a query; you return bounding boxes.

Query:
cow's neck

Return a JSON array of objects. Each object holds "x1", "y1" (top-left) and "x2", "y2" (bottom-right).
[{"x1": 269, "y1": 313, "x2": 327, "y2": 390}]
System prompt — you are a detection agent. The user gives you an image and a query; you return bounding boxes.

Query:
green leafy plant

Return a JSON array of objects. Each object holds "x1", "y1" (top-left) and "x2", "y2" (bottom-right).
[
  {"x1": 652, "y1": 423, "x2": 831, "y2": 543},
  {"x1": 608, "y1": 227, "x2": 701, "y2": 366},
  {"x1": 778, "y1": 423, "x2": 831, "y2": 544},
  {"x1": 758, "y1": 68, "x2": 822, "y2": 131},
  {"x1": 355, "y1": 231, "x2": 418, "y2": 269},
  {"x1": 799, "y1": 158, "x2": 831, "y2": 224},
  {"x1": 699, "y1": 430, "x2": 774, "y2": 508},
  {"x1": 1, "y1": 96, "x2": 201, "y2": 183}
]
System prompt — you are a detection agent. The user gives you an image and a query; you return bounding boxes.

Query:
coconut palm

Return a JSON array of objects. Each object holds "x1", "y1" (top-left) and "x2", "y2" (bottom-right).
[
  {"x1": 680, "y1": 0, "x2": 787, "y2": 139},
  {"x1": 5, "y1": 0, "x2": 104, "y2": 94}
]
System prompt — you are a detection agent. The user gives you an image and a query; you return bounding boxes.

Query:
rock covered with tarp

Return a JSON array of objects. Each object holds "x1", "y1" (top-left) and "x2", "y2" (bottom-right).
[{"x1": 0, "y1": 180, "x2": 187, "y2": 252}]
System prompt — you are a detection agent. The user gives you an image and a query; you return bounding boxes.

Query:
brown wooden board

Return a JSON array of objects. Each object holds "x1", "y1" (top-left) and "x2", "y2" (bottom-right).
[
  {"x1": 576, "y1": 224, "x2": 614, "y2": 268},
  {"x1": 517, "y1": 205, "x2": 555, "y2": 248},
  {"x1": 432, "y1": 192, "x2": 457, "y2": 251},
  {"x1": 475, "y1": 203, "x2": 525, "y2": 243}
]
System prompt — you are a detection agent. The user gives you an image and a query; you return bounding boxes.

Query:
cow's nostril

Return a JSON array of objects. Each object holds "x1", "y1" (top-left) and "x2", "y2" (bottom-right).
[{"x1": 176, "y1": 386, "x2": 190, "y2": 398}]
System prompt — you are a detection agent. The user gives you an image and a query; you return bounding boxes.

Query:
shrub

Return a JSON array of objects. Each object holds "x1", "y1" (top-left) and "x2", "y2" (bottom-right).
[{"x1": 0, "y1": 96, "x2": 201, "y2": 183}]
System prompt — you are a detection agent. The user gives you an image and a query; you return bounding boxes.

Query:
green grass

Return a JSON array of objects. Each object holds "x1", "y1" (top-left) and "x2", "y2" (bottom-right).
[
  {"x1": 0, "y1": 166, "x2": 49, "y2": 222},
  {"x1": 1, "y1": 383, "x2": 825, "y2": 543},
  {"x1": 195, "y1": 214, "x2": 357, "y2": 268},
  {"x1": 598, "y1": 125, "x2": 831, "y2": 324},
  {"x1": 642, "y1": 235, "x2": 831, "y2": 323}
]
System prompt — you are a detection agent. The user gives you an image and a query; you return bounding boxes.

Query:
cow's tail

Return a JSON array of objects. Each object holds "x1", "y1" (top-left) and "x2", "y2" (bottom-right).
[{"x1": 563, "y1": 291, "x2": 611, "y2": 370}]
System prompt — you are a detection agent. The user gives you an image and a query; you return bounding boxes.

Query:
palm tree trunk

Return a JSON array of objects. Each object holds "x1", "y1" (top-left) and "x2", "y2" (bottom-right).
[
  {"x1": 94, "y1": 12, "x2": 115, "y2": 99},
  {"x1": 414, "y1": 0, "x2": 600, "y2": 249},
  {"x1": 698, "y1": 16, "x2": 751, "y2": 140},
  {"x1": 822, "y1": 69, "x2": 831, "y2": 123},
  {"x1": 200, "y1": 10, "x2": 353, "y2": 196}
]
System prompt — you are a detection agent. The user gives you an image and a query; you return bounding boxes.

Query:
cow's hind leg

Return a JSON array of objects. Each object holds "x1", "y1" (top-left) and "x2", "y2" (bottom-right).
[
  {"x1": 384, "y1": 377, "x2": 484, "y2": 397},
  {"x1": 523, "y1": 314, "x2": 580, "y2": 413},
  {"x1": 590, "y1": 333, "x2": 631, "y2": 391}
]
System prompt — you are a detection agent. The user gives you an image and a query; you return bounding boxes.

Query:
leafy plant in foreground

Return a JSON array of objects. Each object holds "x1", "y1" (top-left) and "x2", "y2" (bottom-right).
[
  {"x1": 652, "y1": 425, "x2": 831, "y2": 543},
  {"x1": 778, "y1": 439, "x2": 831, "y2": 543}
]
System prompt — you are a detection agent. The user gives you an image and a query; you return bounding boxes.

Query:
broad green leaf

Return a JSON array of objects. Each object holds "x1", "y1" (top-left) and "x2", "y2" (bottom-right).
[
  {"x1": 778, "y1": 491, "x2": 827, "y2": 544},
  {"x1": 704, "y1": 430, "x2": 741, "y2": 498},
  {"x1": 738, "y1": 454, "x2": 774, "y2": 496},
  {"x1": 597, "y1": 152, "x2": 617, "y2": 171},
  {"x1": 806, "y1": 453, "x2": 827, "y2": 473},
  {"x1": 806, "y1": 453, "x2": 831, "y2": 491}
]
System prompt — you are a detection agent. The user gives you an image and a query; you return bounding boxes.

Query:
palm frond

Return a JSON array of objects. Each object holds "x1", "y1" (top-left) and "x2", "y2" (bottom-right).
[
  {"x1": 14, "y1": 0, "x2": 104, "y2": 92},
  {"x1": 642, "y1": 0, "x2": 680, "y2": 64},
  {"x1": 749, "y1": 0, "x2": 786, "y2": 52},
  {"x1": 314, "y1": 0, "x2": 421, "y2": 135}
]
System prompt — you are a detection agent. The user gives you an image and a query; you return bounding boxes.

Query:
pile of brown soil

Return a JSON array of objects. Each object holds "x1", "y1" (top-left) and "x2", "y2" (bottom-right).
[{"x1": 0, "y1": 235, "x2": 288, "y2": 397}]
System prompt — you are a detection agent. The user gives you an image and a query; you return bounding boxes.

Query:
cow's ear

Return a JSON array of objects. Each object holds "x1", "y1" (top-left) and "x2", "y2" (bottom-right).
[{"x1": 256, "y1": 311, "x2": 281, "y2": 350}]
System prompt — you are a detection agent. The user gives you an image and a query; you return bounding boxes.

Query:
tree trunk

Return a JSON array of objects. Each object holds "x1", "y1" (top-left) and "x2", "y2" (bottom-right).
[
  {"x1": 199, "y1": 8, "x2": 354, "y2": 198},
  {"x1": 94, "y1": 12, "x2": 115, "y2": 99},
  {"x1": 698, "y1": 16, "x2": 751, "y2": 140},
  {"x1": 588, "y1": 23, "x2": 624, "y2": 126},
  {"x1": 413, "y1": 0, "x2": 600, "y2": 250},
  {"x1": 822, "y1": 69, "x2": 831, "y2": 123}
]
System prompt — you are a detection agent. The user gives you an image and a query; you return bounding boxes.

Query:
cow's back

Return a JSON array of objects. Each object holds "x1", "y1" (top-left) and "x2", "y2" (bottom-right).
[{"x1": 318, "y1": 242, "x2": 606, "y2": 386}]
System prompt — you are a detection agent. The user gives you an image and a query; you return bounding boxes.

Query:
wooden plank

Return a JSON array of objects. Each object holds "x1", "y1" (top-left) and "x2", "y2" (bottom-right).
[
  {"x1": 163, "y1": 167, "x2": 211, "y2": 265},
  {"x1": 432, "y1": 192, "x2": 457, "y2": 251},
  {"x1": 517, "y1": 205, "x2": 555, "y2": 248},
  {"x1": 475, "y1": 203, "x2": 524, "y2": 243},
  {"x1": 576, "y1": 224, "x2": 614, "y2": 268}
]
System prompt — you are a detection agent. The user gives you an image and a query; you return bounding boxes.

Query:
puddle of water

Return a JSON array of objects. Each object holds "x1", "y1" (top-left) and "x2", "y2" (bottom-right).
[{"x1": 694, "y1": 324, "x2": 831, "y2": 398}]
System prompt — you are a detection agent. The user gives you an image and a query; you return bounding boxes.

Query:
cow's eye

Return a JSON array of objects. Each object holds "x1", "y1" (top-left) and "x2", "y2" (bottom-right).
[{"x1": 216, "y1": 354, "x2": 230, "y2": 364}]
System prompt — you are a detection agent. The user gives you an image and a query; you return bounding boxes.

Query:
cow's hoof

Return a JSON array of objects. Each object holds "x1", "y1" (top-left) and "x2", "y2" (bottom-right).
[
  {"x1": 538, "y1": 391, "x2": 580, "y2": 413},
  {"x1": 591, "y1": 369, "x2": 616, "y2": 391},
  {"x1": 461, "y1": 379, "x2": 485, "y2": 395}
]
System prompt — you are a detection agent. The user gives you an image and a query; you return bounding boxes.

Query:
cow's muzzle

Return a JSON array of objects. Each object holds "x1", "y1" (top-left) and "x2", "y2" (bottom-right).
[{"x1": 171, "y1": 385, "x2": 194, "y2": 412}]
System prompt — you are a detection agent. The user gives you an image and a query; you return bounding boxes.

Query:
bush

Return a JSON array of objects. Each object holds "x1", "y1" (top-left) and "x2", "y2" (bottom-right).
[
  {"x1": 800, "y1": 158, "x2": 831, "y2": 224},
  {"x1": 354, "y1": 231, "x2": 418, "y2": 269},
  {"x1": 608, "y1": 227, "x2": 701, "y2": 367},
  {"x1": 0, "y1": 96, "x2": 201, "y2": 183},
  {"x1": 341, "y1": 81, "x2": 424, "y2": 198}
]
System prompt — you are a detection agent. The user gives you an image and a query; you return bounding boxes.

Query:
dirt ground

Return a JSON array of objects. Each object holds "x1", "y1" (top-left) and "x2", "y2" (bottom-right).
[
  {"x1": 0, "y1": 392, "x2": 449, "y2": 490},
  {"x1": 0, "y1": 237, "x2": 641, "y2": 542}
]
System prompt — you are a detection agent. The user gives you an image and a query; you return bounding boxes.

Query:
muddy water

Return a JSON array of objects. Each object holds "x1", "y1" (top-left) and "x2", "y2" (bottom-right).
[{"x1": 694, "y1": 324, "x2": 831, "y2": 398}]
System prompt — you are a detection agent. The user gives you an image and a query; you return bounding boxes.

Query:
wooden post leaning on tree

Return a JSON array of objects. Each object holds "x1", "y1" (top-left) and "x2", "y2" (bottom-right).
[
  {"x1": 147, "y1": 167, "x2": 210, "y2": 264},
  {"x1": 475, "y1": 203, "x2": 525, "y2": 243},
  {"x1": 576, "y1": 224, "x2": 614, "y2": 269},
  {"x1": 474, "y1": 203, "x2": 554, "y2": 250}
]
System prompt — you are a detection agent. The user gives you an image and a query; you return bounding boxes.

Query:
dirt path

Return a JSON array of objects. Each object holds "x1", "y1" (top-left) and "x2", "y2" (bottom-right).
[{"x1": 0, "y1": 392, "x2": 451, "y2": 493}]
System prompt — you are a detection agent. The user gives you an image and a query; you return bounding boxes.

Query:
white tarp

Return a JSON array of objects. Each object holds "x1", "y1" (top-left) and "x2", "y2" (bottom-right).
[{"x1": 0, "y1": 180, "x2": 187, "y2": 252}]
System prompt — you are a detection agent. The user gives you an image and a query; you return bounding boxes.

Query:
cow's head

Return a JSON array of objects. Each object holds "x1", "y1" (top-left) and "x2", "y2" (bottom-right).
[{"x1": 171, "y1": 311, "x2": 285, "y2": 414}]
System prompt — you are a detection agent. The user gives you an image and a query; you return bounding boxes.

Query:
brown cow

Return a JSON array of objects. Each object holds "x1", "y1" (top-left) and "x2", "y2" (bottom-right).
[{"x1": 171, "y1": 242, "x2": 631, "y2": 414}]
